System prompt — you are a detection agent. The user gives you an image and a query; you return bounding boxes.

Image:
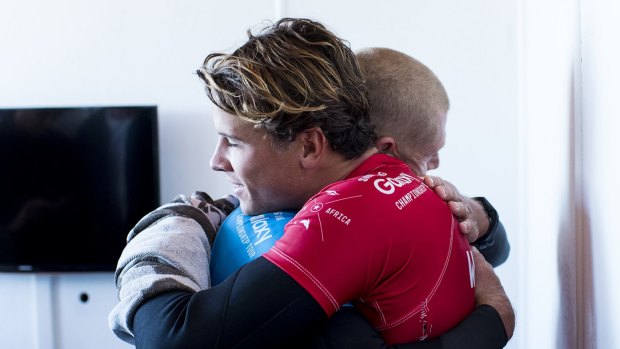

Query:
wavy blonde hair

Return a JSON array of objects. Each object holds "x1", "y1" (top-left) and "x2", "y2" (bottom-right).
[{"x1": 197, "y1": 18, "x2": 375, "y2": 158}]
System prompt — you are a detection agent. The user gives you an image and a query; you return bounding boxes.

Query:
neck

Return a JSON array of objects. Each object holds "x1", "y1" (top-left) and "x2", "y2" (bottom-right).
[
  {"x1": 305, "y1": 147, "x2": 378, "y2": 195},
  {"x1": 288, "y1": 146, "x2": 379, "y2": 211},
  {"x1": 334, "y1": 147, "x2": 379, "y2": 180}
]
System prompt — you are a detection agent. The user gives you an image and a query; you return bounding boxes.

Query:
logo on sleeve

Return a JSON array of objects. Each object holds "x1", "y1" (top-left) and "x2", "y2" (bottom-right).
[
  {"x1": 324, "y1": 208, "x2": 351, "y2": 225},
  {"x1": 310, "y1": 203, "x2": 324, "y2": 212}
]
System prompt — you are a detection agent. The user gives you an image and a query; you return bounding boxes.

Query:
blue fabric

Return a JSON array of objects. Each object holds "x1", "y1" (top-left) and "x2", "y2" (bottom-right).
[{"x1": 210, "y1": 207, "x2": 296, "y2": 285}]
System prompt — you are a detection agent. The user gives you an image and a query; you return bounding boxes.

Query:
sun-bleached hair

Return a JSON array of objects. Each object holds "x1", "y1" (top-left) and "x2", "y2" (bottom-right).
[
  {"x1": 197, "y1": 18, "x2": 376, "y2": 159},
  {"x1": 356, "y1": 47, "x2": 449, "y2": 151}
]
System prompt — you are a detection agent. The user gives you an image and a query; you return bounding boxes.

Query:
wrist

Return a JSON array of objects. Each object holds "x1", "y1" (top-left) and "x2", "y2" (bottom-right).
[{"x1": 472, "y1": 197, "x2": 498, "y2": 247}]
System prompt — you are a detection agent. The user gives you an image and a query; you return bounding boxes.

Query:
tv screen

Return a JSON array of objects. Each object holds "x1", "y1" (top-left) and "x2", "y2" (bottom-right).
[{"x1": 0, "y1": 106, "x2": 160, "y2": 272}]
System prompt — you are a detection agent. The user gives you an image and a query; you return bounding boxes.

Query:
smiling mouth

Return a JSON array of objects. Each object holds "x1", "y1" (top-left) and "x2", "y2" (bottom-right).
[
  {"x1": 231, "y1": 186, "x2": 246, "y2": 199},
  {"x1": 230, "y1": 182, "x2": 244, "y2": 192}
]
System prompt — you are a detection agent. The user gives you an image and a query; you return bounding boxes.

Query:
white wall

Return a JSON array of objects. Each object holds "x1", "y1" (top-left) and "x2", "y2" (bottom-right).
[
  {"x1": 519, "y1": 0, "x2": 580, "y2": 347},
  {"x1": 581, "y1": 0, "x2": 620, "y2": 347},
  {"x1": 518, "y1": 0, "x2": 620, "y2": 347},
  {"x1": 2, "y1": 0, "x2": 615, "y2": 348}
]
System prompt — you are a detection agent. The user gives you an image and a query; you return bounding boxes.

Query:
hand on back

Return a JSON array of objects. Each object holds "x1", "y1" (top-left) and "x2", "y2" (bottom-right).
[{"x1": 423, "y1": 175, "x2": 490, "y2": 243}]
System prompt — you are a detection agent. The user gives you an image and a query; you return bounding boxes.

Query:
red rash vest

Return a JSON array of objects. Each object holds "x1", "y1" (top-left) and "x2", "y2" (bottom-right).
[{"x1": 263, "y1": 153, "x2": 475, "y2": 344}]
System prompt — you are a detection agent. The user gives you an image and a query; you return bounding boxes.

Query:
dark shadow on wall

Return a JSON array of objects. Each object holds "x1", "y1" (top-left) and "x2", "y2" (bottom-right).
[
  {"x1": 556, "y1": 73, "x2": 596, "y2": 349},
  {"x1": 558, "y1": 204, "x2": 595, "y2": 349}
]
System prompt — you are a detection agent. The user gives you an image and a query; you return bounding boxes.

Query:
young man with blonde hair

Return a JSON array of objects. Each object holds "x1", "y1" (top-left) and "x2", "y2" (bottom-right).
[{"x1": 109, "y1": 19, "x2": 513, "y2": 349}]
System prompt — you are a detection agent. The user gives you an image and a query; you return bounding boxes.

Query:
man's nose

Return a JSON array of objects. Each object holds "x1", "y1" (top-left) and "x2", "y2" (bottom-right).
[{"x1": 210, "y1": 140, "x2": 230, "y2": 172}]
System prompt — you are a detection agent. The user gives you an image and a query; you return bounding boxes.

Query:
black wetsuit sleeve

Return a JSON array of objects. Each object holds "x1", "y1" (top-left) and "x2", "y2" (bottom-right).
[
  {"x1": 132, "y1": 256, "x2": 326, "y2": 349},
  {"x1": 305, "y1": 305, "x2": 508, "y2": 349},
  {"x1": 472, "y1": 197, "x2": 510, "y2": 267}
]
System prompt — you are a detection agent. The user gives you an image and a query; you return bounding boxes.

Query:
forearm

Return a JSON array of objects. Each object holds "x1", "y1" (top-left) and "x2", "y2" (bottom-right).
[
  {"x1": 307, "y1": 305, "x2": 507, "y2": 349},
  {"x1": 108, "y1": 192, "x2": 239, "y2": 342},
  {"x1": 108, "y1": 212, "x2": 212, "y2": 342},
  {"x1": 133, "y1": 257, "x2": 327, "y2": 349}
]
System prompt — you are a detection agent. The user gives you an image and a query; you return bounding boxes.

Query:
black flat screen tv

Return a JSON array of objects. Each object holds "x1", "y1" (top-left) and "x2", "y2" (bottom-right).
[{"x1": 0, "y1": 106, "x2": 160, "y2": 272}]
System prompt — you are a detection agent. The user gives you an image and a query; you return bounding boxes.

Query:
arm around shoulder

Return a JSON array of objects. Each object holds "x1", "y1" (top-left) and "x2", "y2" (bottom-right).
[
  {"x1": 132, "y1": 257, "x2": 327, "y2": 349},
  {"x1": 306, "y1": 305, "x2": 509, "y2": 349}
]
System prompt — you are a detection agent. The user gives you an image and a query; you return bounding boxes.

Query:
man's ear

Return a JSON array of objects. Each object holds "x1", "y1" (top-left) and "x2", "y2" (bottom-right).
[
  {"x1": 298, "y1": 127, "x2": 327, "y2": 168},
  {"x1": 375, "y1": 136, "x2": 398, "y2": 155}
]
